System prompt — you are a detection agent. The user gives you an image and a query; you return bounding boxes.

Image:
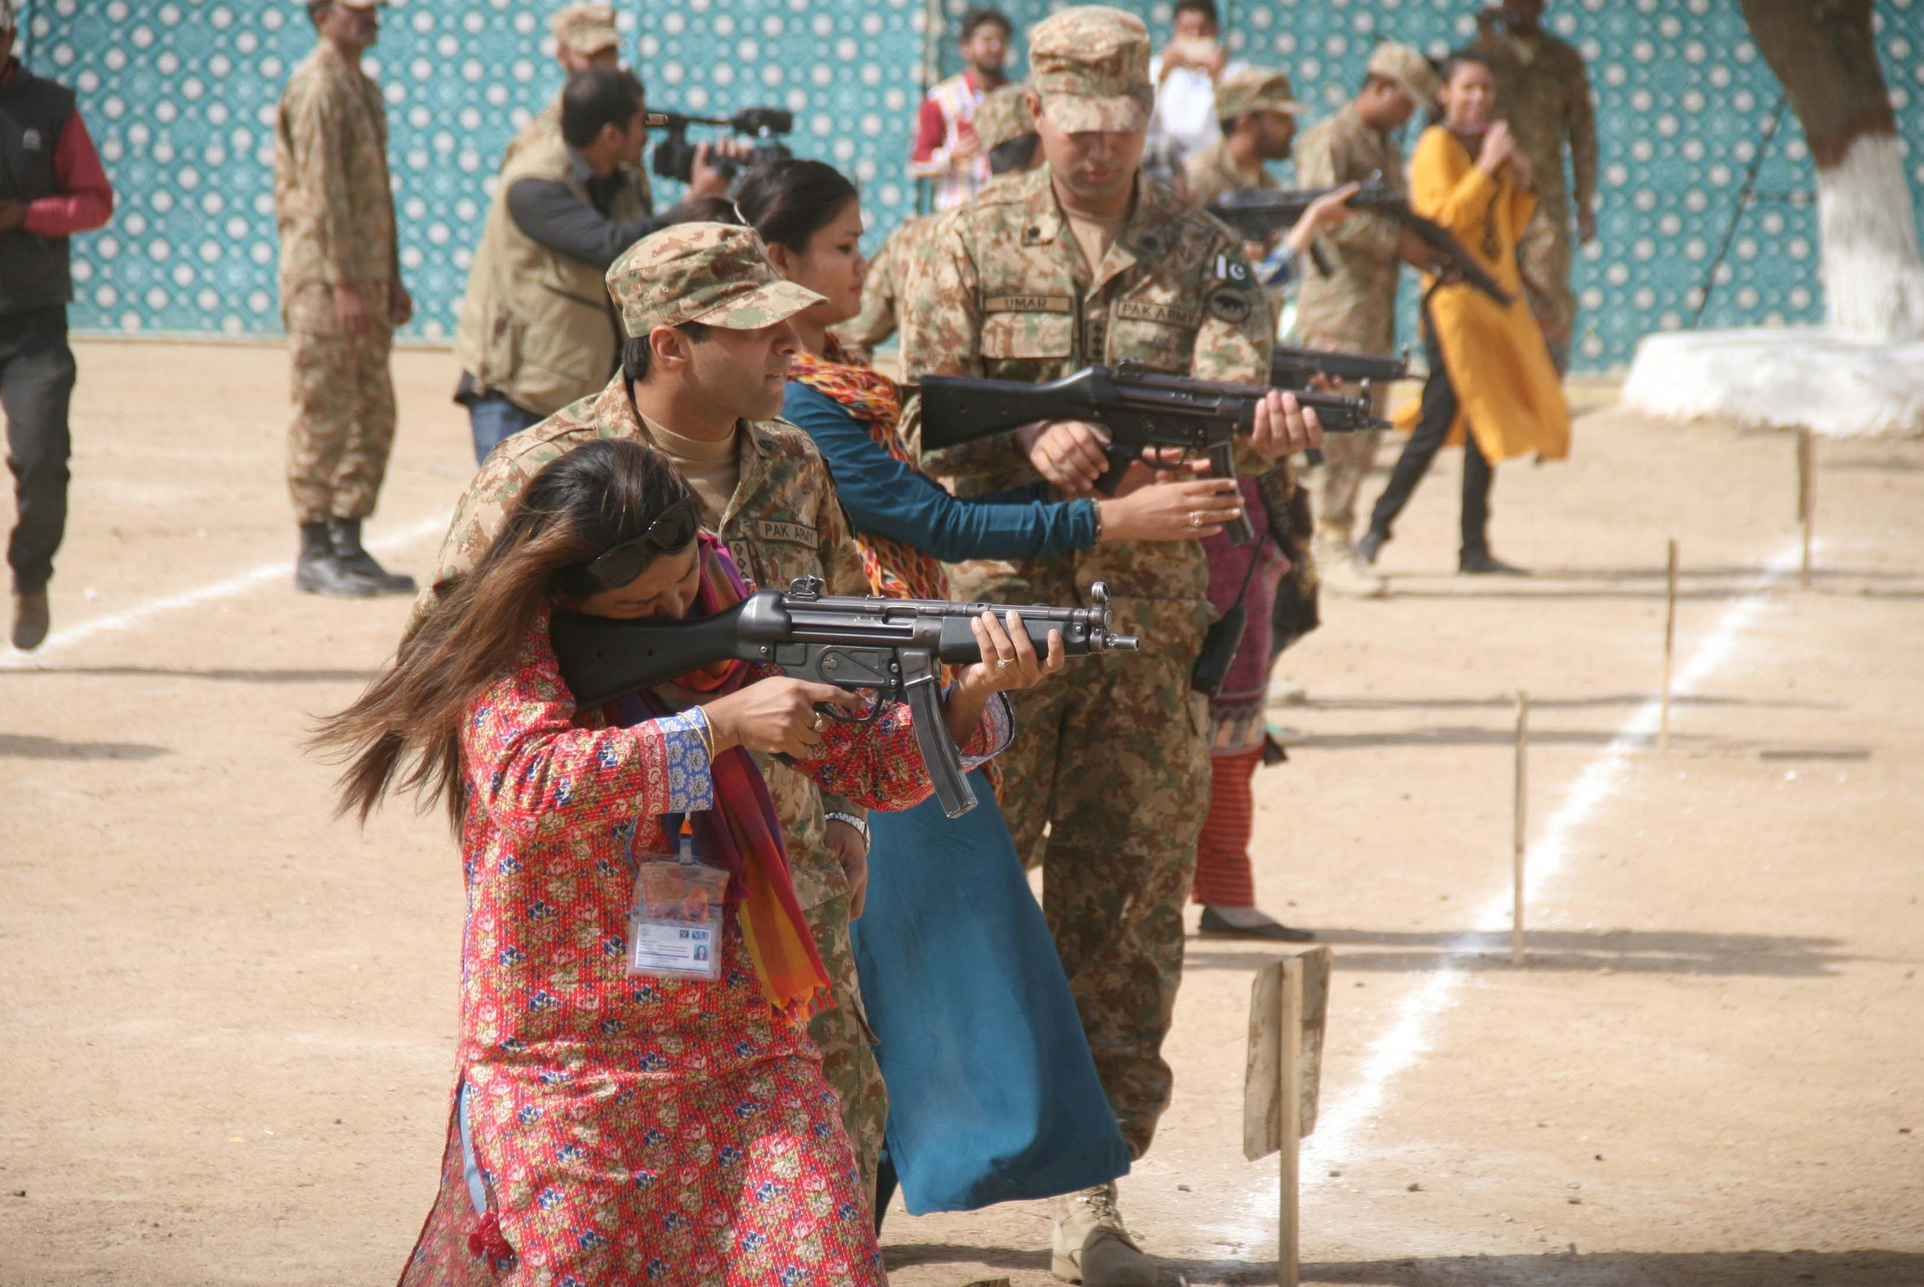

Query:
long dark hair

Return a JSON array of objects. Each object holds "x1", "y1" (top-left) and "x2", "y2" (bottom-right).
[
  {"x1": 313, "y1": 439, "x2": 696, "y2": 826},
  {"x1": 733, "y1": 158, "x2": 859, "y2": 254}
]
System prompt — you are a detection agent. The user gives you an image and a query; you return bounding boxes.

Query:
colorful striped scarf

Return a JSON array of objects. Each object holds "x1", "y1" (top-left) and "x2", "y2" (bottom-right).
[
  {"x1": 616, "y1": 534, "x2": 832, "y2": 1021},
  {"x1": 787, "y1": 338, "x2": 953, "y2": 602}
]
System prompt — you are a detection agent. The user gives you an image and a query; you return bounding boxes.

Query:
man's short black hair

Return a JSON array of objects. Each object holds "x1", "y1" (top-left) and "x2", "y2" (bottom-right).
[
  {"x1": 1174, "y1": 0, "x2": 1219, "y2": 27},
  {"x1": 561, "y1": 67, "x2": 646, "y2": 150},
  {"x1": 987, "y1": 132, "x2": 1038, "y2": 176},
  {"x1": 959, "y1": 5, "x2": 1012, "y2": 40},
  {"x1": 621, "y1": 323, "x2": 712, "y2": 383}
]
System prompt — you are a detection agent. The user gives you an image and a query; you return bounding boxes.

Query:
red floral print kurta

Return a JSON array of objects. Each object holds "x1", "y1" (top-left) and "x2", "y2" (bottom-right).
[{"x1": 397, "y1": 609, "x2": 1011, "y2": 1287}]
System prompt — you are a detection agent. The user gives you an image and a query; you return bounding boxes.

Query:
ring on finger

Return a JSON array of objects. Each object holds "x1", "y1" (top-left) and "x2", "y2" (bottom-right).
[
  {"x1": 996, "y1": 657, "x2": 1015, "y2": 670},
  {"x1": 1189, "y1": 510, "x2": 1205, "y2": 528},
  {"x1": 812, "y1": 714, "x2": 826, "y2": 731}
]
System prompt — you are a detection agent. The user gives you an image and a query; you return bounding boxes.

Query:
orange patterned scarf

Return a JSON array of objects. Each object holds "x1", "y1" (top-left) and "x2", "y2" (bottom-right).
[{"x1": 788, "y1": 338, "x2": 952, "y2": 602}]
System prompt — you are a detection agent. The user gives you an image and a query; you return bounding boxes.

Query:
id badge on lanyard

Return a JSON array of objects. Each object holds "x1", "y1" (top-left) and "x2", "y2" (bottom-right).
[{"x1": 625, "y1": 815, "x2": 729, "y2": 982}]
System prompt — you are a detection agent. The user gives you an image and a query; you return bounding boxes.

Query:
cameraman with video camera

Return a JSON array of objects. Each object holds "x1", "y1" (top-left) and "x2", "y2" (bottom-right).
[{"x1": 453, "y1": 67, "x2": 743, "y2": 463}]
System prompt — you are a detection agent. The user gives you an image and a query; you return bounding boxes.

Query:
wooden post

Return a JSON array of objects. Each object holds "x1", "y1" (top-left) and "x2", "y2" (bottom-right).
[
  {"x1": 1513, "y1": 691, "x2": 1529, "y2": 966},
  {"x1": 1277, "y1": 955, "x2": 1305, "y2": 1287},
  {"x1": 1244, "y1": 949, "x2": 1330, "y2": 1287},
  {"x1": 1660, "y1": 539, "x2": 1678, "y2": 751},
  {"x1": 1797, "y1": 427, "x2": 1815, "y2": 588}
]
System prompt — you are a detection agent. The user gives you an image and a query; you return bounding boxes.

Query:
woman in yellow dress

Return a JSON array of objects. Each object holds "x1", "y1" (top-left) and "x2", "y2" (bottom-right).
[{"x1": 1355, "y1": 50, "x2": 1571, "y2": 575}]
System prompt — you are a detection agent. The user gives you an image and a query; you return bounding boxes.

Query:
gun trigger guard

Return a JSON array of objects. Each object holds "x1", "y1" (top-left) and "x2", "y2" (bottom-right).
[{"x1": 816, "y1": 691, "x2": 887, "y2": 727}]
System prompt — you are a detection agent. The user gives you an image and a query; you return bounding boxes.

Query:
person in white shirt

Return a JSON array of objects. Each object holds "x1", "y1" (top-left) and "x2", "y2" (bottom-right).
[{"x1": 1146, "y1": 0, "x2": 1241, "y2": 183}]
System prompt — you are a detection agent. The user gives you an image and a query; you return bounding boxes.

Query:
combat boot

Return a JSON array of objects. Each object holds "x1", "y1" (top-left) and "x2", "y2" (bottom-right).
[
  {"x1": 11, "y1": 587, "x2": 50, "y2": 651},
  {"x1": 1051, "y1": 1183, "x2": 1155, "y2": 1286},
  {"x1": 295, "y1": 522, "x2": 379, "y2": 597},
  {"x1": 329, "y1": 518, "x2": 418, "y2": 595}
]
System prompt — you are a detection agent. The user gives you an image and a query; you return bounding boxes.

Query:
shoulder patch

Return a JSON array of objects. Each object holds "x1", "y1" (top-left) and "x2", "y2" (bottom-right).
[{"x1": 1206, "y1": 286, "x2": 1255, "y2": 325}]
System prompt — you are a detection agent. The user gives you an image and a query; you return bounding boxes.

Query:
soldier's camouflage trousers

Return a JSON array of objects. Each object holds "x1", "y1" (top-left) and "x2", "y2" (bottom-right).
[
  {"x1": 1315, "y1": 379, "x2": 1389, "y2": 543},
  {"x1": 804, "y1": 891, "x2": 887, "y2": 1210},
  {"x1": 286, "y1": 323, "x2": 397, "y2": 524},
  {"x1": 993, "y1": 629, "x2": 1210, "y2": 1159},
  {"x1": 1517, "y1": 203, "x2": 1577, "y2": 374}
]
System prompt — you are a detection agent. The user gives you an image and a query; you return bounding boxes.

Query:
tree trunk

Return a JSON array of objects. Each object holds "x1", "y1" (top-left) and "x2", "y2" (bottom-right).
[{"x1": 1740, "y1": 0, "x2": 1924, "y2": 340}]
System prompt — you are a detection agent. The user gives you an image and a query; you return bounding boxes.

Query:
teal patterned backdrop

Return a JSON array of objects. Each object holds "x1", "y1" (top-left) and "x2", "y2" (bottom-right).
[{"x1": 20, "y1": 0, "x2": 1924, "y2": 372}]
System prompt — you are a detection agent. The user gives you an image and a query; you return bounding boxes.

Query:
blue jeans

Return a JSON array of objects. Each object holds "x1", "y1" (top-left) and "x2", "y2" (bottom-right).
[{"x1": 467, "y1": 392, "x2": 545, "y2": 465}]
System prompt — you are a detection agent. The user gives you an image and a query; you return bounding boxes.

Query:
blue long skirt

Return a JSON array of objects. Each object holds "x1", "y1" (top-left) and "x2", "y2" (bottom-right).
[{"x1": 850, "y1": 767, "x2": 1132, "y2": 1215}]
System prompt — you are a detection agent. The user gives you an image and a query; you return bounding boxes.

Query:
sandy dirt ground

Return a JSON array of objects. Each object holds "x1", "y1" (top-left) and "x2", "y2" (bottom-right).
[{"x1": 2, "y1": 340, "x2": 1919, "y2": 1287}]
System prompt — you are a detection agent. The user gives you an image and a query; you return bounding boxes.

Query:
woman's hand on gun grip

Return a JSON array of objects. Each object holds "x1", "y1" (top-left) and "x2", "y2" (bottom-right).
[
  {"x1": 702, "y1": 679, "x2": 864, "y2": 760},
  {"x1": 944, "y1": 611, "x2": 1066, "y2": 744},
  {"x1": 1249, "y1": 390, "x2": 1326, "y2": 461},
  {"x1": 1017, "y1": 419, "x2": 1112, "y2": 495},
  {"x1": 1099, "y1": 477, "x2": 1244, "y2": 542}
]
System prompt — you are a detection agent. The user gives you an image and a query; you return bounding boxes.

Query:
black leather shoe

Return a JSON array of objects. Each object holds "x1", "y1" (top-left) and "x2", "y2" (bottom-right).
[
  {"x1": 1354, "y1": 528, "x2": 1387, "y2": 566},
  {"x1": 11, "y1": 588, "x2": 50, "y2": 651},
  {"x1": 1459, "y1": 548, "x2": 1528, "y2": 576},
  {"x1": 1198, "y1": 906, "x2": 1317, "y2": 942},
  {"x1": 329, "y1": 518, "x2": 418, "y2": 595}
]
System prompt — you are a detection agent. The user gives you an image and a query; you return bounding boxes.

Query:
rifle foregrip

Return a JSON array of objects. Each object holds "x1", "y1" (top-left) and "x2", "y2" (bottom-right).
[{"x1": 905, "y1": 676, "x2": 977, "y2": 818}]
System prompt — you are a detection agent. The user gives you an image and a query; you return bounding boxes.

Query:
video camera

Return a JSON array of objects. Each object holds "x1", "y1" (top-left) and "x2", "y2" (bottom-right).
[{"x1": 646, "y1": 107, "x2": 794, "y2": 185}]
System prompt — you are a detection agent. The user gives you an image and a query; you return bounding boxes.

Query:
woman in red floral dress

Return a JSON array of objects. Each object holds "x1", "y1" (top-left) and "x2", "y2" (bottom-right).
[{"x1": 317, "y1": 439, "x2": 1059, "y2": 1286}]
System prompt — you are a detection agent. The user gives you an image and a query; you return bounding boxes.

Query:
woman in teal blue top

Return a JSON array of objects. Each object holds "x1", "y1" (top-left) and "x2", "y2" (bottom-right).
[{"x1": 734, "y1": 159, "x2": 1241, "y2": 1219}]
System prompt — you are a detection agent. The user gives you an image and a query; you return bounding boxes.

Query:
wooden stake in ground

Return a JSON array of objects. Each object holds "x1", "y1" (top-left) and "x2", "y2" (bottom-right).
[
  {"x1": 1798, "y1": 427, "x2": 1816, "y2": 587},
  {"x1": 1661, "y1": 539, "x2": 1679, "y2": 751},
  {"x1": 1513, "y1": 690, "x2": 1529, "y2": 966},
  {"x1": 1245, "y1": 947, "x2": 1332, "y2": 1287}
]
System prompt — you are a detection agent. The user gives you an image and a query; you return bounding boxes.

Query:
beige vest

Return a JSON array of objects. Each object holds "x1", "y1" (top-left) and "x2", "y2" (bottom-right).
[{"x1": 453, "y1": 136, "x2": 647, "y2": 417}]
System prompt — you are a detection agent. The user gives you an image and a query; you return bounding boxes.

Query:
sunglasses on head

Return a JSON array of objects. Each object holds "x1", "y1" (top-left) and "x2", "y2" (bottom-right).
[{"x1": 572, "y1": 495, "x2": 703, "y2": 594}]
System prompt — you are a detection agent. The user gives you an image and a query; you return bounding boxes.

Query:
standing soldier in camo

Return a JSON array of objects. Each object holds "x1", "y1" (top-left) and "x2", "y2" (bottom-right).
[
  {"x1": 1476, "y1": 0, "x2": 1598, "y2": 372},
  {"x1": 833, "y1": 83, "x2": 1040, "y2": 361},
  {"x1": 415, "y1": 223, "x2": 894, "y2": 1213},
  {"x1": 898, "y1": 8, "x2": 1323, "y2": 1282},
  {"x1": 274, "y1": 0, "x2": 415, "y2": 597},
  {"x1": 1292, "y1": 42, "x2": 1440, "y2": 597}
]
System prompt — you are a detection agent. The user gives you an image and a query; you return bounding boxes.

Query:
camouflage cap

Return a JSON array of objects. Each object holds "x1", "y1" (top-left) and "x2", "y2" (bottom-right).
[
  {"x1": 607, "y1": 222, "x2": 824, "y2": 336},
  {"x1": 1368, "y1": 42, "x2": 1442, "y2": 108},
  {"x1": 972, "y1": 83, "x2": 1037, "y2": 153},
  {"x1": 1028, "y1": 6, "x2": 1154, "y2": 134},
  {"x1": 1215, "y1": 67, "x2": 1302, "y2": 120},
  {"x1": 551, "y1": 2, "x2": 620, "y2": 56},
  {"x1": 332, "y1": 0, "x2": 389, "y2": 11}
]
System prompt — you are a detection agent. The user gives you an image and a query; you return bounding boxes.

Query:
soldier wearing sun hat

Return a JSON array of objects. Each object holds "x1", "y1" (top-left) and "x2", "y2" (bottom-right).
[
  {"x1": 1181, "y1": 65, "x2": 1302, "y2": 208},
  {"x1": 417, "y1": 222, "x2": 893, "y2": 1206},
  {"x1": 897, "y1": 8, "x2": 1328, "y2": 1283}
]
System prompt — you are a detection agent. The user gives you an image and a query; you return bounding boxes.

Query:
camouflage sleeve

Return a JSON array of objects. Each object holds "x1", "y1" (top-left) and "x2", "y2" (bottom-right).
[
  {"x1": 1190, "y1": 231, "x2": 1276, "y2": 480},
  {"x1": 897, "y1": 215, "x2": 1020, "y2": 481},
  {"x1": 1296, "y1": 127, "x2": 1399, "y2": 262},
  {"x1": 1564, "y1": 51, "x2": 1599, "y2": 219},
  {"x1": 400, "y1": 455, "x2": 528, "y2": 640},
  {"x1": 285, "y1": 77, "x2": 358, "y2": 285},
  {"x1": 811, "y1": 456, "x2": 873, "y2": 599}
]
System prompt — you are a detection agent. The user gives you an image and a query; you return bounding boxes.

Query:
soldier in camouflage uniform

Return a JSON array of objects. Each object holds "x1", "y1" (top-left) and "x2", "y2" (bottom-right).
[
  {"x1": 1476, "y1": 0, "x2": 1598, "y2": 372},
  {"x1": 1292, "y1": 42, "x2": 1439, "y2": 597},
  {"x1": 1180, "y1": 66, "x2": 1300, "y2": 210},
  {"x1": 274, "y1": 0, "x2": 415, "y2": 599},
  {"x1": 832, "y1": 83, "x2": 1039, "y2": 361},
  {"x1": 898, "y1": 9, "x2": 1324, "y2": 1282},
  {"x1": 413, "y1": 224, "x2": 893, "y2": 1209}
]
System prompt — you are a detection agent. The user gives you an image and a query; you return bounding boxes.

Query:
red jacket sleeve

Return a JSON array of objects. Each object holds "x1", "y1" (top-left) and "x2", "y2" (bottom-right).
[
  {"x1": 22, "y1": 107, "x2": 114, "y2": 238},
  {"x1": 911, "y1": 96, "x2": 948, "y2": 165}
]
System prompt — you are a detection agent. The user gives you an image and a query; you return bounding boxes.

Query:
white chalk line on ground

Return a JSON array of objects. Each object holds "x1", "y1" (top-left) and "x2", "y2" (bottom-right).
[
  {"x1": 1210, "y1": 538, "x2": 1807, "y2": 1261},
  {"x1": 1, "y1": 516, "x2": 446, "y2": 668}
]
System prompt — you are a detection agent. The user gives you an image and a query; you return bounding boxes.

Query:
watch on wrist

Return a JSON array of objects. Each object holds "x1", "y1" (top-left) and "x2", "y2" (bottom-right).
[{"x1": 825, "y1": 810, "x2": 871, "y2": 848}]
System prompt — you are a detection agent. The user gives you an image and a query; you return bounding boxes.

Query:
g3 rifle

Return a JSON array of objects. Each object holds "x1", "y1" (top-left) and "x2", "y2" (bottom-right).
[
  {"x1": 917, "y1": 362, "x2": 1387, "y2": 546},
  {"x1": 550, "y1": 576, "x2": 1138, "y2": 818},
  {"x1": 1208, "y1": 178, "x2": 1515, "y2": 306}
]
